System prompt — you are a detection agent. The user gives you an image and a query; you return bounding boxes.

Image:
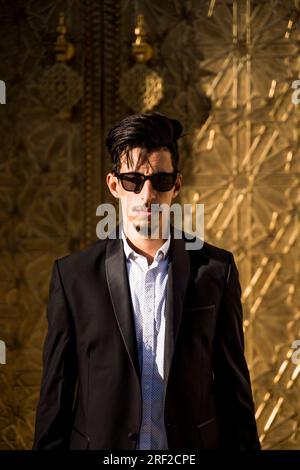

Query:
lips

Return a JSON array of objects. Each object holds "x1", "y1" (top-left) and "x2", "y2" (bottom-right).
[
  {"x1": 133, "y1": 205, "x2": 161, "y2": 217},
  {"x1": 135, "y1": 207, "x2": 151, "y2": 213},
  {"x1": 138, "y1": 210, "x2": 152, "y2": 217}
]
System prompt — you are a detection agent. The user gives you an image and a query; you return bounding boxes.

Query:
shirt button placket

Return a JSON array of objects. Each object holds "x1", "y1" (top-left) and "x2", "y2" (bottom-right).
[{"x1": 141, "y1": 268, "x2": 155, "y2": 450}]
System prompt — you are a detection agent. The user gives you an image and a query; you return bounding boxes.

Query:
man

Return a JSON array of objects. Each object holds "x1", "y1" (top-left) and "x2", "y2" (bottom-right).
[{"x1": 33, "y1": 112, "x2": 260, "y2": 450}]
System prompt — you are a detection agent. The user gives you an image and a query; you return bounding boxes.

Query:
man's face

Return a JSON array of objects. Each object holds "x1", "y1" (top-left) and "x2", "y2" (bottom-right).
[{"x1": 106, "y1": 147, "x2": 182, "y2": 238}]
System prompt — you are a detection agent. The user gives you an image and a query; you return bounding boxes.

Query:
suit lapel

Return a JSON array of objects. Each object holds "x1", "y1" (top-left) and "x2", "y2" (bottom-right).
[{"x1": 105, "y1": 234, "x2": 141, "y2": 382}]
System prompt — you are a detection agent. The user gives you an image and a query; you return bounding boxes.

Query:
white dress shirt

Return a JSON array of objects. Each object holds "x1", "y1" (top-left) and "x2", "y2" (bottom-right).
[{"x1": 121, "y1": 229, "x2": 170, "y2": 450}]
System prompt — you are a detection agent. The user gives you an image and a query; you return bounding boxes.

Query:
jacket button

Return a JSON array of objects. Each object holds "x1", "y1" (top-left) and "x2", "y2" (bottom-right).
[{"x1": 128, "y1": 432, "x2": 138, "y2": 441}]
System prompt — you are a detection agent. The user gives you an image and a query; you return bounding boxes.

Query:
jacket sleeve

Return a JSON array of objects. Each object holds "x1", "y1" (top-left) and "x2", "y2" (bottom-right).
[
  {"x1": 213, "y1": 252, "x2": 261, "y2": 449},
  {"x1": 33, "y1": 259, "x2": 78, "y2": 449}
]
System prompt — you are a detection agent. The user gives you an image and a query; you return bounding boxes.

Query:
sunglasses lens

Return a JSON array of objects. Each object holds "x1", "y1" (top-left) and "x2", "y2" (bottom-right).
[
  {"x1": 152, "y1": 173, "x2": 176, "y2": 191},
  {"x1": 120, "y1": 174, "x2": 143, "y2": 192}
]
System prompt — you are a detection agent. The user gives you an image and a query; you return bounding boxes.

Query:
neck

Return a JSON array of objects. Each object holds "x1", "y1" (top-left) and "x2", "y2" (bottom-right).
[{"x1": 122, "y1": 223, "x2": 168, "y2": 265}]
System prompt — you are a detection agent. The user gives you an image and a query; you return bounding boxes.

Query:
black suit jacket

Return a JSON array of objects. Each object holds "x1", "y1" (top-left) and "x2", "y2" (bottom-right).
[{"x1": 33, "y1": 226, "x2": 260, "y2": 450}]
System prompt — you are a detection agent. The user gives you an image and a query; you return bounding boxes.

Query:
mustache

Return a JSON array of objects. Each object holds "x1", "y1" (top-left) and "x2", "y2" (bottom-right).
[{"x1": 132, "y1": 204, "x2": 162, "y2": 212}]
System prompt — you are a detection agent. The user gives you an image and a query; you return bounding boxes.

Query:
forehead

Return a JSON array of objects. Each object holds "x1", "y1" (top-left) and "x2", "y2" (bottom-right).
[{"x1": 120, "y1": 147, "x2": 173, "y2": 171}]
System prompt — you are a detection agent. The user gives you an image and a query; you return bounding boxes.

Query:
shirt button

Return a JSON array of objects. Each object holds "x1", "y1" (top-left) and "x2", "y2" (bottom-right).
[{"x1": 145, "y1": 385, "x2": 150, "y2": 390}]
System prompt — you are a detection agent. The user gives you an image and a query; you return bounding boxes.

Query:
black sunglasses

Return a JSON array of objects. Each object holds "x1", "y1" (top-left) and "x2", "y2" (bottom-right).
[{"x1": 114, "y1": 171, "x2": 179, "y2": 193}]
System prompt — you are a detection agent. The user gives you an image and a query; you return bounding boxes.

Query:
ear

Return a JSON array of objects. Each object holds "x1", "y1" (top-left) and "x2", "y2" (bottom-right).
[
  {"x1": 106, "y1": 172, "x2": 120, "y2": 198},
  {"x1": 172, "y1": 173, "x2": 182, "y2": 199}
]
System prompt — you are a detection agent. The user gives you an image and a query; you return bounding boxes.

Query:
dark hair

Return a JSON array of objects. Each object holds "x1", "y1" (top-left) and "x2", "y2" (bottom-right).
[{"x1": 106, "y1": 112, "x2": 184, "y2": 172}]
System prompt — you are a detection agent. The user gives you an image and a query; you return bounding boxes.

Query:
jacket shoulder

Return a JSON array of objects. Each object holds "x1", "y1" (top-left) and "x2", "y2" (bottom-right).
[
  {"x1": 187, "y1": 239, "x2": 235, "y2": 286},
  {"x1": 183, "y1": 236, "x2": 234, "y2": 275},
  {"x1": 55, "y1": 238, "x2": 108, "y2": 274},
  {"x1": 200, "y1": 240, "x2": 233, "y2": 264},
  {"x1": 176, "y1": 227, "x2": 233, "y2": 266}
]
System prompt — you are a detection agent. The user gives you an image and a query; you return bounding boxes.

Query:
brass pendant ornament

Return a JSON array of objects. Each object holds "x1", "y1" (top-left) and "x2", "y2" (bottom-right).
[
  {"x1": 119, "y1": 14, "x2": 163, "y2": 112},
  {"x1": 38, "y1": 12, "x2": 83, "y2": 119}
]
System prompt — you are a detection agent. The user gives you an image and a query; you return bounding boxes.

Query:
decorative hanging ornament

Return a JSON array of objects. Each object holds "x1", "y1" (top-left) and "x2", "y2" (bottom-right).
[
  {"x1": 38, "y1": 12, "x2": 83, "y2": 119},
  {"x1": 119, "y1": 14, "x2": 163, "y2": 112}
]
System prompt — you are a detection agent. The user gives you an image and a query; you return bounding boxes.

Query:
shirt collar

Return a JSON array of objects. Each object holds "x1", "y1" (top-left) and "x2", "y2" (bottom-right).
[{"x1": 121, "y1": 228, "x2": 171, "y2": 262}]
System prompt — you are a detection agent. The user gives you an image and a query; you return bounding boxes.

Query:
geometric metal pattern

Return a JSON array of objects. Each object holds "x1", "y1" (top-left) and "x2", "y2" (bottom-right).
[
  {"x1": 119, "y1": 63, "x2": 163, "y2": 112},
  {"x1": 179, "y1": 0, "x2": 300, "y2": 449},
  {"x1": 0, "y1": 0, "x2": 85, "y2": 450},
  {"x1": 39, "y1": 63, "x2": 83, "y2": 118}
]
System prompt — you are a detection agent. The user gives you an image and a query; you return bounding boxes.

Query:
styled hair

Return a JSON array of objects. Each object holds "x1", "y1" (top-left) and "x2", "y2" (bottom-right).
[{"x1": 105, "y1": 112, "x2": 184, "y2": 172}]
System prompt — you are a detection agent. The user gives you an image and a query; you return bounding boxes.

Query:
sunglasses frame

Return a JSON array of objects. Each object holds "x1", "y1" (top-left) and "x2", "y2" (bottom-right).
[{"x1": 114, "y1": 171, "x2": 180, "y2": 193}]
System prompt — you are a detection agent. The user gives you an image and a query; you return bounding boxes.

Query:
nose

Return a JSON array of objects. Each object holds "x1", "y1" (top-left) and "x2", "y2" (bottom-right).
[{"x1": 140, "y1": 179, "x2": 156, "y2": 204}]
